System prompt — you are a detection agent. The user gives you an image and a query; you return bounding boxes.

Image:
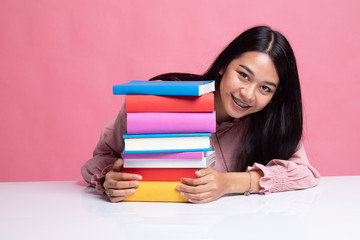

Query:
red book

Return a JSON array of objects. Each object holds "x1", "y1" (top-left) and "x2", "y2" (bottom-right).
[
  {"x1": 125, "y1": 93, "x2": 214, "y2": 112},
  {"x1": 122, "y1": 168, "x2": 197, "y2": 181}
]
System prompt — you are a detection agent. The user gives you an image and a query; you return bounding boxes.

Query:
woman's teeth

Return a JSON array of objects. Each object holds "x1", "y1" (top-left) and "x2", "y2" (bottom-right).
[{"x1": 232, "y1": 95, "x2": 249, "y2": 108}]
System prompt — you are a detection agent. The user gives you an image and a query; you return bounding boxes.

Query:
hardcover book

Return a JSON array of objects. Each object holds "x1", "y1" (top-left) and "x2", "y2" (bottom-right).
[
  {"x1": 122, "y1": 151, "x2": 209, "y2": 159},
  {"x1": 123, "y1": 151, "x2": 215, "y2": 168},
  {"x1": 122, "y1": 133, "x2": 212, "y2": 154},
  {"x1": 125, "y1": 93, "x2": 214, "y2": 113},
  {"x1": 121, "y1": 168, "x2": 198, "y2": 181},
  {"x1": 127, "y1": 112, "x2": 216, "y2": 134},
  {"x1": 113, "y1": 80, "x2": 215, "y2": 96},
  {"x1": 122, "y1": 181, "x2": 188, "y2": 202}
]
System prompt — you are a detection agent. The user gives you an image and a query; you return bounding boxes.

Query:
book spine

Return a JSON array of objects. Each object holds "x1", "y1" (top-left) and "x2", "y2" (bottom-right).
[
  {"x1": 113, "y1": 85, "x2": 199, "y2": 96},
  {"x1": 122, "y1": 168, "x2": 197, "y2": 181},
  {"x1": 123, "y1": 158, "x2": 210, "y2": 168},
  {"x1": 122, "y1": 181, "x2": 188, "y2": 202},
  {"x1": 123, "y1": 133, "x2": 212, "y2": 138},
  {"x1": 127, "y1": 112, "x2": 216, "y2": 134},
  {"x1": 122, "y1": 147, "x2": 212, "y2": 154},
  {"x1": 122, "y1": 151, "x2": 205, "y2": 159},
  {"x1": 124, "y1": 137, "x2": 210, "y2": 150},
  {"x1": 125, "y1": 93, "x2": 214, "y2": 112}
]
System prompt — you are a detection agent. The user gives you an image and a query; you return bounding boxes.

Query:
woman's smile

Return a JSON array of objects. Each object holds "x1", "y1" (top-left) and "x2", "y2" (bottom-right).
[{"x1": 231, "y1": 94, "x2": 250, "y2": 110}]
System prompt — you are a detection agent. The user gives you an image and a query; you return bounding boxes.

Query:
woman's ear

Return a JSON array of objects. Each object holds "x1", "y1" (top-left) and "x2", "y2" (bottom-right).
[{"x1": 219, "y1": 67, "x2": 224, "y2": 75}]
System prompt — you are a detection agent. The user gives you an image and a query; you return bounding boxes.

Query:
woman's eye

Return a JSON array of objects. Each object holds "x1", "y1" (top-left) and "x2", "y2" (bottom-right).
[
  {"x1": 239, "y1": 72, "x2": 249, "y2": 80},
  {"x1": 261, "y1": 86, "x2": 271, "y2": 92}
]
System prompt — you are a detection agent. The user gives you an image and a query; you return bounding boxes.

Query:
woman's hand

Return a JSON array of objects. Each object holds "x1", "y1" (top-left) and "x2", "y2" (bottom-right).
[
  {"x1": 103, "y1": 158, "x2": 142, "y2": 202},
  {"x1": 177, "y1": 168, "x2": 230, "y2": 204},
  {"x1": 178, "y1": 169, "x2": 263, "y2": 203}
]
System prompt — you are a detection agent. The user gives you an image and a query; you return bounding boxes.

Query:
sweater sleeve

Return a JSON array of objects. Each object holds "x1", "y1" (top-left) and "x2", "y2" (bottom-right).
[
  {"x1": 81, "y1": 106, "x2": 127, "y2": 195},
  {"x1": 247, "y1": 141, "x2": 320, "y2": 194}
]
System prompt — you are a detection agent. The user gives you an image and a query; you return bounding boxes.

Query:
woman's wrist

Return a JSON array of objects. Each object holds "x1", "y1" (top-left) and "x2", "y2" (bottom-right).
[{"x1": 224, "y1": 170, "x2": 263, "y2": 194}]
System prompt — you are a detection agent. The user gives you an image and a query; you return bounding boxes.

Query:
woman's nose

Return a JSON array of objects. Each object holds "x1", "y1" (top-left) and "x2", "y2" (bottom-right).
[{"x1": 241, "y1": 84, "x2": 256, "y2": 103}]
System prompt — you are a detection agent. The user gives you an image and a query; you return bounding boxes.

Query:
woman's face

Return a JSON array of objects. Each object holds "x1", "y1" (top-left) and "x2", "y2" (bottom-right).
[{"x1": 216, "y1": 51, "x2": 279, "y2": 122}]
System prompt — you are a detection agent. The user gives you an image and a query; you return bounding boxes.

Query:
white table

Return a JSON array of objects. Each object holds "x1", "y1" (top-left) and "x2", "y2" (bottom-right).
[{"x1": 0, "y1": 176, "x2": 359, "y2": 240}]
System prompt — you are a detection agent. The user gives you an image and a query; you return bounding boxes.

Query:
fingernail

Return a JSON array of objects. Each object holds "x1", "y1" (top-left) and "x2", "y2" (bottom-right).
[
  {"x1": 134, "y1": 181, "x2": 140, "y2": 186},
  {"x1": 188, "y1": 199, "x2": 193, "y2": 202},
  {"x1": 130, "y1": 189, "x2": 135, "y2": 194},
  {"x1": 180, "y1": 192, "x2": 184, "y2": 196},
  {"x1": 176, "y1": 185, "x2": 180, "y2": 190}
]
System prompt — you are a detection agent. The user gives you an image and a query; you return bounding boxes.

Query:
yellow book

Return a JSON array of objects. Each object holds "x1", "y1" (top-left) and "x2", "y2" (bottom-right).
[{"x1": 123, "y1": 181, "x2": 188, "y2": 202}]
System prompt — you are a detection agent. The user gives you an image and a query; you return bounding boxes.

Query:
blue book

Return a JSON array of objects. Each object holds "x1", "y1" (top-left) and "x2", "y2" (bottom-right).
[
  {"x1": 113, "y1": 80, "x2": 215, "y2": 96},
  {"x1": 123, "y1": 133, "x2": 212, "y2": 153}
]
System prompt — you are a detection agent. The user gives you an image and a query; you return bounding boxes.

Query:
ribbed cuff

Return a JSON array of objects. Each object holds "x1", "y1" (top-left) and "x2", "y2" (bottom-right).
[
  {"x1": 90, "y1": 165, "x2": 113, "y2": 195},
  {"x1": 248, "y1": 163, "x2": 288, "y2": 194}
]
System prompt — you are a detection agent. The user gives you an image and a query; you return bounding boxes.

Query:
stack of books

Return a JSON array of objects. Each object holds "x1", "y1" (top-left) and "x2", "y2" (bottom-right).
[{"x1": 112, "y1": 80, "x2": 216, "y2": 202}]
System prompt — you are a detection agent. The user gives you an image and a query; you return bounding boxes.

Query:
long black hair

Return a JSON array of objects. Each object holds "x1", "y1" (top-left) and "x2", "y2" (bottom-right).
[{"x1": 150, "y1": 26, "x2": 302, "y2": 171}]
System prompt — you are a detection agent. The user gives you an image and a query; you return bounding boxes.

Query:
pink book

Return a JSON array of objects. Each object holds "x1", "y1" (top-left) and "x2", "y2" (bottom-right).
[
  {"x1": 126, "y1": 112, "x2": 216, "y2": 134},
  {"x1": 122, "y1": 151, "x2": 209, "y2": 159}
]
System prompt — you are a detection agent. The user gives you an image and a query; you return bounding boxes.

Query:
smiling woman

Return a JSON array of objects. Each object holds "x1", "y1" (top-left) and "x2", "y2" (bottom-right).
[
  {"x1": 81, "y1": 26, "x2": 320, "y2": 203},
  {"x1": 216, "y1": 51, "x2": 279, "y2": 122}
]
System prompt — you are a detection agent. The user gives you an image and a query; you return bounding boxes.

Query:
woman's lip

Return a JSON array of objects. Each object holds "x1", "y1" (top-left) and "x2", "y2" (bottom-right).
[{"x1": 231, "y1": 94, "x2": 250, "y2": 108}]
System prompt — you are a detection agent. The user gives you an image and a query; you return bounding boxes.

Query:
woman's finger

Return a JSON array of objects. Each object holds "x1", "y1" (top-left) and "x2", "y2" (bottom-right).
[
  {"x1": 110, "y1": 172, "x2": 142, "y2": 181},
  {"x1": 195, "y1": 168, "x2": 216, "y2": 177},
  {"x1": 176, "y1": 182, "x2": 209, "y2": 194},
  {"x1": 108, "y1": 196, "x2": 126, "y2": 203},
  {"x1": 181, "y1": 174, "x2": 214, "y2": 186},
  {"x1": 107, "y1": 179, "x2": 140, "y2": 189},
  {"x1": 187, "y1": 197, "x2": 214, "y2": 204},
  {"x1": 107, "y1": 188, "x2": 136, "y2": 198},
  {"x1": 180, "y1": 190, "x2": 212, "y2": 201}
]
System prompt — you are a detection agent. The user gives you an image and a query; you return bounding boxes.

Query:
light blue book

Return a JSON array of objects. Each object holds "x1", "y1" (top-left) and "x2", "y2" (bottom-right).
[
  {"x1": 113, "y1": 80, "x2": 215, "y2": 96},
  {"x1": 123, "y1": 133, "x2": 212, "y2": 154}
]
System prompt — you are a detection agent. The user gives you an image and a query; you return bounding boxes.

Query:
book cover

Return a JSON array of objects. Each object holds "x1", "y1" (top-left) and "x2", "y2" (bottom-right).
[
  {"x1": 127, "y1": 112, "x2": 216, "y2": 134},
  {"x1": 123, "y1": 151, "x2": 215, "y2": 168},
  {"x1": 123, "y1": 133, "x2": 212, "y2": 153},
  {"x1": 125, "y1": 93, "x2": 214, "y2": 112},
  {"x1": 113, "y1": 80, "x2": 215, "y2": 96},
  {"x1": 122, "y1": 148, "x2": 212, "y2": 154},
  {"x1": 122, "y1": 181, "x2": 188, "y2": 202},
  {"x1": 122, "y1": 151, "x2": 208, "y2": 159},
  {"x1": 122, "y1": 168, "x2": 197, "y2": 181}
]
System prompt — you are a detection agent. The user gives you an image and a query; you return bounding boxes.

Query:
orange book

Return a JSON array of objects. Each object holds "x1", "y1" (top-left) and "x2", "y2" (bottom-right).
[
  {"x1": 123, "y1": 181, "x2": 188, "y2": 202},
  {"x1": 122, "y1": 168, "x2": 197, "y2": 181},
  {"x1": 125, "y1": 93, "x2": 214, "y2": 112}
]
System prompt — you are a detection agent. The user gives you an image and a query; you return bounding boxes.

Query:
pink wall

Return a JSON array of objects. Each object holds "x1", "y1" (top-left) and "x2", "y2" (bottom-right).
[{"x1": 1, "y1": 0, "x2": 359, "y2": 182}]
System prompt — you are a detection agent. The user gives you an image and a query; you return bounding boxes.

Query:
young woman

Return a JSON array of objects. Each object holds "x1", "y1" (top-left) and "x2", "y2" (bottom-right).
[{"x1": 81, "y1": 26, "x2": 320, "y2": 203}]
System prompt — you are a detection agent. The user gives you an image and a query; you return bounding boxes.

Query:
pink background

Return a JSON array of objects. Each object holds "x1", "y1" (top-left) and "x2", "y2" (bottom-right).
[{"x1": 1, "y1": 0, "x2": 359, "y2": 182}]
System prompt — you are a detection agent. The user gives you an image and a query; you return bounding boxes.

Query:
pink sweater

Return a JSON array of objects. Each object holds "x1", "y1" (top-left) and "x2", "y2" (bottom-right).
[{"x1": 81, "y1": 106, "x2": 320, "y2": 195}]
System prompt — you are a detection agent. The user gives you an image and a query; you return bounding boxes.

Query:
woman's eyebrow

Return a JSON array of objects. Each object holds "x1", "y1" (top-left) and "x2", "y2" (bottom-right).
[
  {"x1": 240, "y1": 64, "x2": 277, "y2": 88},
  {"x1": 264, "y1": 81, "x2": 277, "y2": 88},
  {"x1": 239, "y1": 64, "x2": 255, "y2": 76}
]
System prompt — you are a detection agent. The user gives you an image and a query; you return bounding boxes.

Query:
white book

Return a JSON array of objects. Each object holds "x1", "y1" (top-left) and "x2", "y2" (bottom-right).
[
  {"x1": 122, "y1": 133, "x2": 212, "y2": 154},
  {"x1": 123, "y1": 151, "x2": 215, "y2": 168}
]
